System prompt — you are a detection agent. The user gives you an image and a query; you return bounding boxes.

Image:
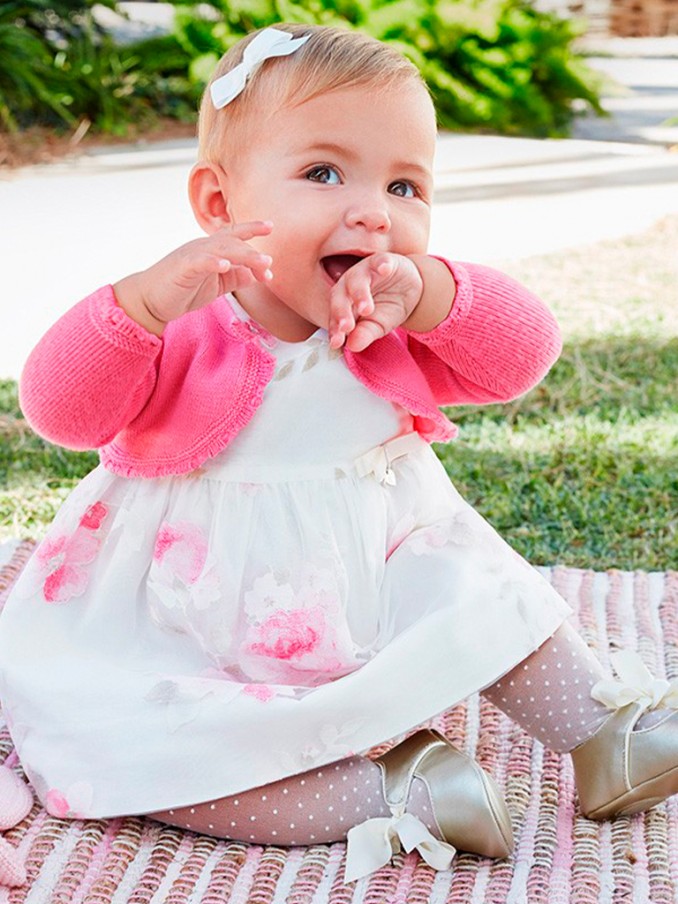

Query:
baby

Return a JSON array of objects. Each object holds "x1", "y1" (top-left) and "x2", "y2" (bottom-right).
[{"x1": 1, "y1": 23, "x2": 677, "y2": 885}]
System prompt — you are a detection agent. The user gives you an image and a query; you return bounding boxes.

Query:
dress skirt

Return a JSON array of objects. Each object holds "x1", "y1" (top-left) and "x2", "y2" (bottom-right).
[{"x1": 0, "y1": 305, "x2": 571, "y2": 819}]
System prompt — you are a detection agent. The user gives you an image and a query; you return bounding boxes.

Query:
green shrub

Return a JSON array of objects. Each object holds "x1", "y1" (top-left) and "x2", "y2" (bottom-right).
[
  {"x1": 165, "y1": 0, "x2": 604, "y2": 137},
  {"x1": 0, "y1": 1, "x2": 194, "y2": 133},
  {"x1": 1, "y1": 0, "x2": 603, "y2": 138}
]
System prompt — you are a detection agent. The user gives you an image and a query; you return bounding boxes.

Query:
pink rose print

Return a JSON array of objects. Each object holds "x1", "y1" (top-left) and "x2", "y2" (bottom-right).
[
  {"x1": 243, "y1": 684, "x2": 276, "y2": 702},
  {"x1": 45, "y1": 789, "x2": 70, "y2": 818},
  {"x1": 79, "y1": 501, "x2": 108, "y2": 531},
  {"x1": 198, "y1": 670, "x2": 302, "y2": 702},
  {"x1": 409, "y1": 514, "x2": 475, "y2": 556},
  {"x1": 45, "y1": 782, "x2": 94, "y2": 818},
  {"x1": 242, "y1": 569, "x2": 360, "y2": 683},
  {"x1": 247, "y1": 607, "x2": 325, "y2": 660},
  {"x1": 149, "y1": 521, "x2": 221, "y2": 615},
  {"x1": 153, "y1": 522, "x2": 208, "y2": 585},
  {"x1": 37, "y1": 502, "x2": 108, "y2": 603}
]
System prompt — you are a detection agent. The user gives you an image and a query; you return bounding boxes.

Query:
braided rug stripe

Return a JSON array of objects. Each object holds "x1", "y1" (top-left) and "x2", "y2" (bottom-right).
[{"x1": 1, "y1": 541, "x2": 677, "y2": 903}]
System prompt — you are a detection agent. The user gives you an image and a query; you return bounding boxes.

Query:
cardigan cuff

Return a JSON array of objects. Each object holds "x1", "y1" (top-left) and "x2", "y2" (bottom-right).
[
  {"x1": 404, "y1": 257, "x2": 473, "y2": 347},
  {"x1": 89, "y1": 285, "x2": 163, "y2": 357}
]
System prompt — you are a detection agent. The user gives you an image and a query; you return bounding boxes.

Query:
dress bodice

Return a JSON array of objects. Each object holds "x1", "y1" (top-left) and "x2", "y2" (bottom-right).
[{"x1": 206, "y1": 295, "x2": 414, "y2": 481}]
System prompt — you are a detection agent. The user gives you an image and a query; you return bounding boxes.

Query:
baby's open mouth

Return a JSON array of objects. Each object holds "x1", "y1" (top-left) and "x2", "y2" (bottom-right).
[{"x1": 321, "y1": 254, "x2": 364, "y2": 283}]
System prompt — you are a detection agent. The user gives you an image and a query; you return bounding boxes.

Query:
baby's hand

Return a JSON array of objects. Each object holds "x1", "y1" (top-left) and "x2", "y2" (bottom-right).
[
  {"x1": 329, "y1": 253, "x2": 423, "y2": 352},
  {"x1": 114, "y1": 221, "x2": 274, "y2": 335}
]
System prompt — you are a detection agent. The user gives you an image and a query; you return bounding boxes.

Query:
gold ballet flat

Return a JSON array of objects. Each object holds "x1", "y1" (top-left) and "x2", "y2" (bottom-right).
[
  {"x1": 571, "y1": 701, "x2": 678, "y2": 820},
  {"x1": 374, "y1": 728, "x2": 514, "y2": 858}
]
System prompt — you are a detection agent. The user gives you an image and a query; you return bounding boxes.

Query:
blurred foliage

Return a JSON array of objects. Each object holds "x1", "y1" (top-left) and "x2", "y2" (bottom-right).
[
  {"x1": 0, "y1": 0, "x2": 195, "y2": 133},
  {"x1": 1, "y1": 0, "x2": 603, "y2": 138},
  {"x1": 166, "y1": 0, "x2": 604, "y2": 136}
]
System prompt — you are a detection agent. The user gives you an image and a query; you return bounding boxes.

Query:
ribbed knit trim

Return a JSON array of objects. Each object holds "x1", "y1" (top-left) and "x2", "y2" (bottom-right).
[
  {"x1": 405, "y1": 258, "x2": 473, "y2": 347},
  {"x1": 89, "y1": 286, "x2": 163, "y2": 357},
  {"x1": 100, "y1": 341, "x2": 276, "y2": 478},
  {"x1": 343, "y1": 348, "x2": 458, "y2": 444}
]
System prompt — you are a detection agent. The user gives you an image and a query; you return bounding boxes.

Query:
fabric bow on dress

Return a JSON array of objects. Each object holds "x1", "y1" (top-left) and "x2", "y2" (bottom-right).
[{"x1": 354, "y1": 432, "x2": 422, "y2": 486}]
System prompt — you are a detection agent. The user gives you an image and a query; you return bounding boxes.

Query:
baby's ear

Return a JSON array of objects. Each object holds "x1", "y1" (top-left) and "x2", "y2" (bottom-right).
[{"x1": 188, "y1": 162, "x2": 232, "y2": 234}]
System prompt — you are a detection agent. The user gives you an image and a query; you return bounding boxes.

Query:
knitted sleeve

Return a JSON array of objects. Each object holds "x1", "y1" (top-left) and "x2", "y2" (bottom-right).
[
  {"x1": 19, "y1": 285, "x2": 162, "y2": 450},
  {"x1": 406, "y1": 259, "x2": 562, "y2": 405}
]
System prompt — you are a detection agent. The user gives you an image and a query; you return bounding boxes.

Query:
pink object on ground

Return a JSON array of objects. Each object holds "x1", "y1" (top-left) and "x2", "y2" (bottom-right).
[
  {"x1": 0, "y1": 765, "x2": 33, "y2": 887},
  {"x1": 0, "y1": 836, "x2": 27, "y2": 887},
  {"x1": 0, "y1": 766, "x2": 33, "y2": 830}
]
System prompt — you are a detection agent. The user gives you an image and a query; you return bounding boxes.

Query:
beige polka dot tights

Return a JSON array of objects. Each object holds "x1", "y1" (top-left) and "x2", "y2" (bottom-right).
[
  {"x1": 149, "y1": 758, "x2": 439, "y2": 845},
  {"x1": 151, "y1": 621, "x2": 659, "y2": 843},
  {"x1": 483, "y1": 621, "x2": 663, "y2": 752}
]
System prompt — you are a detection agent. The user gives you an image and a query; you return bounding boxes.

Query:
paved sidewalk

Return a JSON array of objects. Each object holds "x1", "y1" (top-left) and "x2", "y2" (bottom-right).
[
  {"x1": 1, "y1": 37, "x2": 677, "y2": 381},
  {"x1": 573, "y1": 36, "x2": 678, "y2": 145}
]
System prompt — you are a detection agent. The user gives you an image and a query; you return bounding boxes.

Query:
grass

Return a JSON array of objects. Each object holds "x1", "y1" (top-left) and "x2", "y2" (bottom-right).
[{"x1": 1, "y1": 216, "x2": 676, "y2": 569}]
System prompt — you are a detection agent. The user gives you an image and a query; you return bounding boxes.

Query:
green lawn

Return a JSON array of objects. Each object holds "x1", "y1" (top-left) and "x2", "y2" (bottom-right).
[{"x1": 1, "y1": 216, "x2": 676, "y2": 569}]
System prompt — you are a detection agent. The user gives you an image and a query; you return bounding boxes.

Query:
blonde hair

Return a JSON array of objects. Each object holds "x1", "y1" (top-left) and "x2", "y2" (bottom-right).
[{"x1": 198, "y1": 23, "x2": 430, "y2": 164}]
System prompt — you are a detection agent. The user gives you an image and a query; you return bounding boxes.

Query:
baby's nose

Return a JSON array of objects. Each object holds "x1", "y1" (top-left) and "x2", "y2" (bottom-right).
[{"x1": 345, "y1": 203, "x2": 391, "y2": 233}]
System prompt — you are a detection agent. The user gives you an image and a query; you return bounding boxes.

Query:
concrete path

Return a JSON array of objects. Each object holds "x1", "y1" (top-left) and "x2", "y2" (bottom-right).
[
  {"x1": 573, "y1": 37, "x2": 678, "y2": 145},
  {"x1": 1, "y1": 37, "x2": 677, "y2": 382}
]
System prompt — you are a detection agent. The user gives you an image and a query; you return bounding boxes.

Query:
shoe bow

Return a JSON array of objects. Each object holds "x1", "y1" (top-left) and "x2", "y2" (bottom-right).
[
  {"x1": 592, "y1": 650, "x2": 678, "y2": 711},
  {"x1": 344, "y1": 812, "x2": 456, "y2": 883}
]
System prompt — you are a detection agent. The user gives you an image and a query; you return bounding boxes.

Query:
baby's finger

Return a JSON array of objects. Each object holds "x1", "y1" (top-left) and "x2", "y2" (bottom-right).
[
  {"x1": 328, "y1": 280, "x2": 359, "y2": 347},
  {"x1": 373, "y1": 256, "x2": 397, "y2": 278},
  {"x1": 328, "y1": 310, "x2": 355, "y2": 350},
  {"x1": 345, "y1": 318, "x2": 387, "y2": 353},
  {"x1": 227, "y1": 220, "x2": 274, "y2": 240},
  {"x1": 183, "y1": 254, "x2": 273, "y2": 290},
  {"x1": 221, "y1": 265, "x2": 259, "y2": 291},
  {"x1": 339, "y1": 267, "x2": 375, "y2": 317},
  {"x1": 220, "y1": 261, "x2": 274, "y2": 282},
  {"x1": 210, "y1": 243, "x2": 273, "y2": 281}
]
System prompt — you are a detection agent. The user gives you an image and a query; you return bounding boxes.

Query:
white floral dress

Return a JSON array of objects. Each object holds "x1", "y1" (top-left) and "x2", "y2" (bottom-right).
[{"x1": 0, "y1": 297, "x2": 571, "y2": 819}]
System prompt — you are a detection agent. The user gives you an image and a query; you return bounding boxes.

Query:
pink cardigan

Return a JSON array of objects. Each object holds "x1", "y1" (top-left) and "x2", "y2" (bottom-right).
[{"x1": 19, "y1": 259, "x2": 562, "y2": 478}]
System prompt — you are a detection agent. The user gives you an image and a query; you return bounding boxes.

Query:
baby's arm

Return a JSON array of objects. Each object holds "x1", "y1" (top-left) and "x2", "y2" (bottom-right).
[
  {"x1": 20, "y1": 286, "x2": 163, "y2": 450},
  {"x1": 20, "y1": 222, "x2": 273, "y2": 450},
  {"x1": 330, "y1": 252, "x2": 559, "y2": 404},
  {"x1": 404, "y1": 258, "x2": 562, "y2": 405},
  {"x1": 113, "y1": 222, "x2": 273, "y2": 336},
  {"x1": 329, "y1": 253, "x2": 453, "y2": 352}
]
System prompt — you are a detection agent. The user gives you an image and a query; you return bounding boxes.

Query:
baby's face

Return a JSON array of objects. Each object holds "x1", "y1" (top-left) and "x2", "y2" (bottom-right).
[{"x1": 223, "y1": 80, "x2": 437, "y2": 339}]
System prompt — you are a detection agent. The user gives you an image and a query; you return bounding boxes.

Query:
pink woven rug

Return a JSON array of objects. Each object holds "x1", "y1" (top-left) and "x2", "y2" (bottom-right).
[{"x1": 1, "y1": 540, "x2": 677, "y2": 903}]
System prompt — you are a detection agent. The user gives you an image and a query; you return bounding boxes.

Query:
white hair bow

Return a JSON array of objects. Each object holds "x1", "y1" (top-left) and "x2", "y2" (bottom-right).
[
  {"x1": 210, "y1": 28, "x2": 310, "y2": 110},
  {"x1": 344, "y1": 812, "x2": 456, "y2": 883},
  {"x1": 591, "y1": 650, "x2": 678, "y2": 711}
]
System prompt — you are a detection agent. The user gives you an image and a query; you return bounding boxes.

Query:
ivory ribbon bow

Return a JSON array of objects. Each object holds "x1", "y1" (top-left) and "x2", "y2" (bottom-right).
[
  {"x1": 355, "y1": 445, "x2": 397, "y2": 486},
  {"x1": 354, "y1": 433, "x2": 422, "y2": 486},
  {"x1": 591, "y1": 650, "x2": 678, "y2": 711},
  {"x1": 344, "y1": 812, "x2": 456, "y2": 883},
  {"x1": 210, "y1": 28, "x2": 310, "y2": 109}
]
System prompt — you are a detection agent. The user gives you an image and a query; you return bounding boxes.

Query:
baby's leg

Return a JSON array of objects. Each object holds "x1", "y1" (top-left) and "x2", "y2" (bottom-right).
[
  {"x1": 483, "y1": 620, "x2": 678, "y2": 820},
  {"x1": 482, "y1": 621, "x2": 662, "y2": 752},
  {"x1": 148, "y1": 756, "x2": 438, "y2": 845}
]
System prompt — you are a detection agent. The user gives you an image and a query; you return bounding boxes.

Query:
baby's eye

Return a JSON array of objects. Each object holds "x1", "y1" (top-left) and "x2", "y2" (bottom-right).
[
  {"x1": 306, "y1": 165, "x2": 341, "y2": 185},
  {"x1": 389, "y1": 180, "x2": 417, "y2": 198}
]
